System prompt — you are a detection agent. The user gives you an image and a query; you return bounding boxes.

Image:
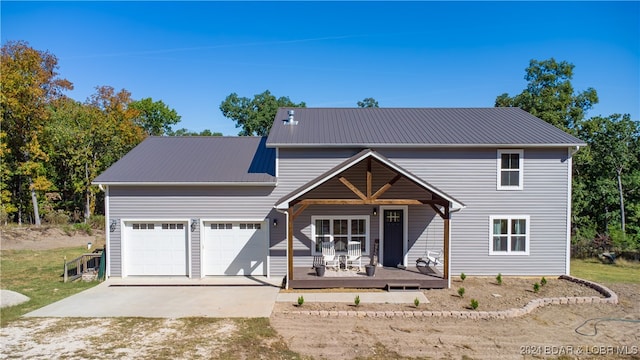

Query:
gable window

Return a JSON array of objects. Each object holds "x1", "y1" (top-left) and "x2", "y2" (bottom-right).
[
  {"x1": 311, "y1": 216, "x2": 369, "y2": 255},
  {"x1": 497, "y1": 149, "x2": 523, "y2": 190},
  {"x1": 489, "y1": 215, "x2": 529, "y2": 255}
]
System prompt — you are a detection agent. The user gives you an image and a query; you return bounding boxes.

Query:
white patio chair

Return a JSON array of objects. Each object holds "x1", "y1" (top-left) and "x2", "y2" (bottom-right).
[
  {"x1": 346, "y1": 241, "x2": 362, "y2": 271},
  {"x1": 321, "y1": 242, "x2": 340, "y2": 270},
  {"x1": 425, "y1": 249, "x2": 443, "y2": 266}
]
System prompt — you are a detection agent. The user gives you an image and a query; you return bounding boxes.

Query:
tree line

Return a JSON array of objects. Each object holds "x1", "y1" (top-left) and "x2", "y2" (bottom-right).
[
  {"x1": 1, "y1": 41, "x2": 638, "y2": 252},
  {"x1": 496, "y1": 59, "x2": 639, "y2": 251},
  {"x1": 2, "y1": 41, "x2": 187, "y2": 224}
]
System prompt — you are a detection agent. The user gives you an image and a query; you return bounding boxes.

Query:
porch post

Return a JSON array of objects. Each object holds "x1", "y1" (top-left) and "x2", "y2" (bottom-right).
[
  {"x1": 443, "y1": 206, "x2": 450, "y2": 281},
  {"x1": 287, "y1": 207, "x2": 294, "y2": 286}
]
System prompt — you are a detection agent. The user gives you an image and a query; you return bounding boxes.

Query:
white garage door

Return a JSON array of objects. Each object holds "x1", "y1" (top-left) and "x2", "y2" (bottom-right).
[
  {"x1": 124, "y1": 222, "x2": 188, "y2": 276},
  {"x1": 203, "y1": 221, "x2": 267, "y2": 276}
]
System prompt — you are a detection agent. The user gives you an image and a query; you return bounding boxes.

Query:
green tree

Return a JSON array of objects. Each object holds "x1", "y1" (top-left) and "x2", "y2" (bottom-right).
[
  {"x1": 575, "y1": 114, "x2": 640, "y2": 239},
  {"x1": 44, "y1": 98, "x2": 99, "y2": 220},
  {"x1": 85, "y1": 86, "x2": 147, "y2": 215},
  {"x1": 495, "y1": 58, "x2": 598, "y2": 132},
  {"x1": 220, "y1": 90, "x2": 306, "y2": 136},
  {"x1": 1, "y1": 41, "x2": 72, "y2": 225},
  {"x1": 357, "y1": 97, "x2": 379, "y2": 108},
  {"x1": 86, "y1": 86, "x2": 146, "y2": 167},
  {"x1": 0, "y1": 132, "x2": 17, "y2": 223},
  {"x1": 167, "y1": 128, "x2": 223, "y2": 136},
  {"x1": 42, "y1": 88, "x2": 170, "y2": 221},
  {"x1": 129, "y1": 97, "x2": 181, "y2": 136}
]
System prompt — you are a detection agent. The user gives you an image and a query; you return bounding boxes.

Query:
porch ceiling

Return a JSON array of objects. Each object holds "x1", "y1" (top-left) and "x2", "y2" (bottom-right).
[{"x1": 274, "y1": 149, "x2": 465, "y2": 211}]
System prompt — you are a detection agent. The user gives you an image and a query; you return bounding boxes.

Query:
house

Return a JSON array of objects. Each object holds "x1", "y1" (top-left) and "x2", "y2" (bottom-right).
[{"x1": 93, "y1": 107, "x2": 585, "y2": 289}]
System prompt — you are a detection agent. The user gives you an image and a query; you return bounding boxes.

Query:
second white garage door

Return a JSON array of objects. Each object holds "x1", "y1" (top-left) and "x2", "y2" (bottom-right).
[{"x1": 202, "y1": 221, "x2": 267, "y2": 276}]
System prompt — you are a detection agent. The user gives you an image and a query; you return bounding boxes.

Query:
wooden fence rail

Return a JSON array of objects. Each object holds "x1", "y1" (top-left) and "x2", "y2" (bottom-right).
[{"x1": 63, "y1": 251, "x2": 103, "y2": 283}]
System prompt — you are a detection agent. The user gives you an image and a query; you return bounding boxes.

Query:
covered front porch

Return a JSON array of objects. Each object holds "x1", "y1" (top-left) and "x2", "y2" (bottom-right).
[
  {"x1": 290, "y1": 265, "x2": 447, "y2": 290},
  {"x1": 275, "y1": 149, "x2": 465, "y2": 289}
]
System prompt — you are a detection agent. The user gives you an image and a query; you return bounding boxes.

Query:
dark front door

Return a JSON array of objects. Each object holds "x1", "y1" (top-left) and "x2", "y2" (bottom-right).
[{"x1": 383, "y1": 209, "x2": 404, "y2": 267}]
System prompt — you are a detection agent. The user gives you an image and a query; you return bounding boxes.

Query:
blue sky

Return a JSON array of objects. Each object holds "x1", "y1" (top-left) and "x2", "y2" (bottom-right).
[{"x1": 2, "y1": 1, "x2": 638, "y2": 135}]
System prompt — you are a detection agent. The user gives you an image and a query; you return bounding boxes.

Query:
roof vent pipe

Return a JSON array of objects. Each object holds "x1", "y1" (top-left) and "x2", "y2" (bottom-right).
[{"x1": 286, "y1": 109, "x2": 298, "y2": 125}]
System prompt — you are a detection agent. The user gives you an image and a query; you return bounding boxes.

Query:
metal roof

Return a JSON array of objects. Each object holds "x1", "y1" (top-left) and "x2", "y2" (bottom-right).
[
  {"x1": 274, "y1": 149, "x2": 465, "y2": 211},
  {"x1": 93, "y1": 136, "x2": 276, "y2": 185},
  {"x1": 266, "y1": 107, "x2": 586, "y2": 147}
]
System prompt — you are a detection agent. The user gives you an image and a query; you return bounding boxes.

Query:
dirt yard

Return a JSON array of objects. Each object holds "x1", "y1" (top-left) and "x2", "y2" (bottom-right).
[
  {"x1": 1, "y1": 226, "x2": 105, "y2": 251},
  {"x1": 1, "y1": 227, "x2": 639, "y2": 359},
  {"x1": 271, "y1": 281, "x2": 639, "y2": 359}
]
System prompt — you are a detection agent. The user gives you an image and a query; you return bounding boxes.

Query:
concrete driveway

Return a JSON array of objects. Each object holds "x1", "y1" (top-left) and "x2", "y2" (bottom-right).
[{"x1": 24, "y1": 276, "x2": 282, "y2": 318}]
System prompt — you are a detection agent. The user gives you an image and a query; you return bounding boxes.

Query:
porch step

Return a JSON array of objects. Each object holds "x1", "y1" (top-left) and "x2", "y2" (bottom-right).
[{"x1": 386, "y1": 283, "x2": 421, "y2": 291}]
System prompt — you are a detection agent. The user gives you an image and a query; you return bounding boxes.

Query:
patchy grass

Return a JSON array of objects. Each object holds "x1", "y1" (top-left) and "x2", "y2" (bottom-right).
[
  {"x1": 219, "y1": 318, "x2": 303, "y2": 359},
  {"x1": 3, "y1": 317, "x2": 305, "y2": 359},
  {"x1": 354, "y1": 342, "x2": 409, "y2": 360},
  {"x1": 571, "y1": 258, "x2": 640, "y2": 284},
  {"x1": 1, "y1": 246, "x2": 101, "y2": 326}
]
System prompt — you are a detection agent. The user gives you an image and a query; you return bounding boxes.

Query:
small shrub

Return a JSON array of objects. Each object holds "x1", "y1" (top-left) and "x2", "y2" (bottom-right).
[
  {"x1": 73, "y1": 223, "x2": 93, "y2": 236},
  {"x1": 470, "y1": 299, "x2": 479, "y2": 310},
  {"x1": 540, "y1": 277, "x2": 547, "y2": 286},
  {"x1": 62, "y1": 224, "x2": 74, "y2": 236},
  {"x1": 354, "y1": 295, "x2": 360, "y2": 307},
  {"x1": 414, "y1": 297, "x2": 420, "y2": 308},
  {"x1": 496, "y1": 273, "x2": 503, "y2": 285},
  {"x1": 88, "y1": 215, "x2": 105, "y2": 230},
  {"x1": 571, "y1": 231, "x2": 615, "y2": 259},
  {"x1": 460, "y1": 272, "x2": 466, "y2": 282},
  {"x1": 457, "y1": 287, "x2": 465, "y2": 298},
  {"x1": 297, "y1": 295, "x2": 304, "y2": 306},
  {"x1": 609, "y1": 226, "x2": 640, "y2": 252},
  {"x1": 533, "y1": 282, "x2": 540, "y2": 293},
  {"x1": 0, "y1": 207, "x2": 11, "y2": 225},
  {"x1": 44, "y1": 210, "x2": 69, "y2": 225}
]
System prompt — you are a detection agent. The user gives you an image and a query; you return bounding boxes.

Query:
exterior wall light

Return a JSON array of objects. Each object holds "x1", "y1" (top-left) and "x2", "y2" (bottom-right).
[
  {"x1": 273, "y1": 218, "x2": 278, "y2": 227},
  {"x1": 373, "y1": 207, "x2": 378, "y2": 216},
  {"x1": 191, "y1": 219, "x2": 198, "y2": 232},
  {"x1": 109, "y1": 219, "x2": 118, "y2": 232}
]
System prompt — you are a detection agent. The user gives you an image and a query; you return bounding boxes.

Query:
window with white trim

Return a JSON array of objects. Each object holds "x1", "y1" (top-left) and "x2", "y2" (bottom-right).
[
  {"x1": 497, "y1": 149, "x2": 523, "y2": 190},
  {"x1": 311, "y1": 216, "x2": 369, "y2": 255},
  {"x1": 489, "y1": 215, "x2": 530, "y2": 255},
  {"x1": 210, "y1": 223, "x2": 232, "y2": 230}
]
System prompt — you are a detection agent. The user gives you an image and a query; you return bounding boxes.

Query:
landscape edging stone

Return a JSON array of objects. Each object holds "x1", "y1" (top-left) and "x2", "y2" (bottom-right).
[{"x1": 281, "y1": 275, "x2": 618, "y2": 319}]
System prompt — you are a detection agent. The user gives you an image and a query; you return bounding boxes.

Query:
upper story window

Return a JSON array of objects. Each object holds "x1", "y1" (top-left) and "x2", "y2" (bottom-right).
[{"x1": 497, "y1": 149, "x2": 523, "y2": 190}]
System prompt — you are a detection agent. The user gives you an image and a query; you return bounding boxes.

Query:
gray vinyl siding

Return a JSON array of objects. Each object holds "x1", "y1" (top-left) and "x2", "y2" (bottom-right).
[
  {"x1": 268, "y1": 214, "x2": 288, "y2": 276},
  {"x1": 276, "y1": 147, "x2": 570, "y2": 276},
  {"x1": 378, "y1": 147, "x2": 570, "y2": 275},
  {"x1": 274, "y1": 149, "x2": 445, "y2": 273},
  {"x1": 268, "y1": 149, "x2": 360, "y2": 275},
  {"x1": 407, "y1": 206, "x2": 444, "y2": 270},
  {"x1": 108, "y1": 222, "x2": 122, "y2": 277},
  {"x1": 191, "y1": 225, "x2": 201, "y2": 278},
  {"x1": 108, "y1": 186, "x2": 278, "y2": 277},
  {"x1": 107, "y1": 146, "x2": 570, "y2": 278}
]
